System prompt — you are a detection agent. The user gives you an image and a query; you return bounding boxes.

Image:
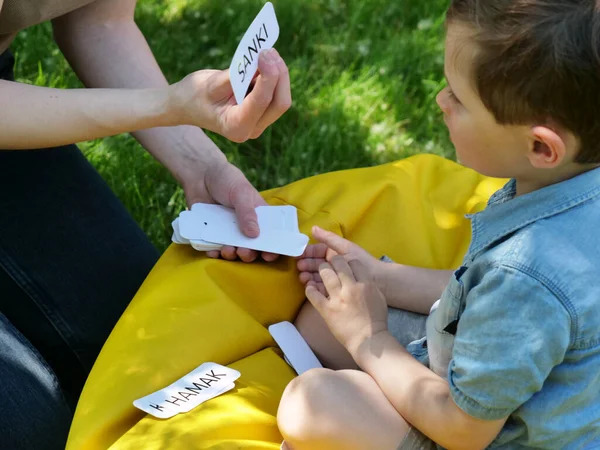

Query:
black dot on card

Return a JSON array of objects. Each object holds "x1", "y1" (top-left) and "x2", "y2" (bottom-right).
[{"x1": 204, "y1": 222, "x2": 207, "y2": 225}]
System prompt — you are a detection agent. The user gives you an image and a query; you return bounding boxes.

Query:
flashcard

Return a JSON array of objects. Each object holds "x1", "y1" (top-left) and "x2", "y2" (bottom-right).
[
  {"x1": 171, "y1": 218, "x2": 189, "y2": 245},
  {"x1": 173, "y1": 363, "x2": 241, "y2": 412},
  {"x1": 229, "y1": 2, "x2": 280, "y2": 104},
  {"x1": 201, "y1": 224, "x2": 308, "y2": 257},
  {"x1": 178, "y1": 204, "x2": 308, "y2": 257},
  {"x1": 269, "y1": 321, "x2": 323, "y2": 375},
  {"x1": 133, "y1": 363, "x2": 241, "y2": 418},
  {"x1": 133, "y1": 393, "x2": 179, "y2": 419}
]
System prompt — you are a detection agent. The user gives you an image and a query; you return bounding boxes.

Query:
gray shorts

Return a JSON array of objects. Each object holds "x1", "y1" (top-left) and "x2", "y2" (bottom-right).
[
  {"x1": 398, "y1": 427, "x2": 437, "y2": 450},
  {"x1": 387, "y1": 306, "x2": 437, "y2": 450}
]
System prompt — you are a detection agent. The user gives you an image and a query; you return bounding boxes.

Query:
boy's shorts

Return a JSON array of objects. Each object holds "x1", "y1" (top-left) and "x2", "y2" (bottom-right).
[
  {"x1": 387, "y1": 306, "x2": 437, "y2": 450},
  {"x1": 398, "y1": 427, "x2": 438, "y2": 450}
]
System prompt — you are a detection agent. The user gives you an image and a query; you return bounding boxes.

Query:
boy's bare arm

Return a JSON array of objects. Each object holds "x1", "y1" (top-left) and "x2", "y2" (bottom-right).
[
  {"x1": 376, "y1": 263, "x2": 452, "y2": 314},
  {"x1": 298, "y1": 226, "x2": 452, "y2": 314},
  {"x1": 352, "y1": 330, "x2": 507, "y2": 450},
  {"x1": 305, "y1": 257, "x2": 507, "y2": 449}
]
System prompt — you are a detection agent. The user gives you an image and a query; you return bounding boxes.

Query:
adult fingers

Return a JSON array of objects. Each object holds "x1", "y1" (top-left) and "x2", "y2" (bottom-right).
[
  {"x1": 230, "y1": 49, "x2": 281, "y2": 140},
  {"x1": 237, "y1": 247, "x2": 259, "y2": 263},
  {"x1": 262, "y1": 252, "x2": 280, "y2": 262},
  {"x1": 220, "y1": 245, "x2": 238, "y2": 261},
  {"x1": 249, "y1": 49, "x2": 292, "y2": 139},
  {"x1": 229, "y1": 183, "x2": 260, "y2": 238}
]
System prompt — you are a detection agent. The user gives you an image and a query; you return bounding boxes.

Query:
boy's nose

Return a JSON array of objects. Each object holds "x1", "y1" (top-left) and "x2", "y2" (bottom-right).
[{"x1": 436, "y1": 88, "x2": 450, "y2": 115}]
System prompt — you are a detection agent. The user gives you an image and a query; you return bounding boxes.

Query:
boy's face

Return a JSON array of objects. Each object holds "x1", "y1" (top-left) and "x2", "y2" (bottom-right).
[{"x1": 436, "y1": 23, "x2": 531, "y2": 178}]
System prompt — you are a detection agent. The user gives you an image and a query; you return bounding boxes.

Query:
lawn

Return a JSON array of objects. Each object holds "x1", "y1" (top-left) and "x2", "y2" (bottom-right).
[{"x1": 11, "y1": 0, "x2": 453, "y2": 251}]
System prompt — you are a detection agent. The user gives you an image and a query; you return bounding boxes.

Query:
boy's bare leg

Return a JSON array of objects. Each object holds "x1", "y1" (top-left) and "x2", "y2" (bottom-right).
[
  {"x1": 295, "y1": 302, "x2": 358, "y2": 370},
  {"x1": 278, "y1": 368, "x2": 409, "y2": 450}
]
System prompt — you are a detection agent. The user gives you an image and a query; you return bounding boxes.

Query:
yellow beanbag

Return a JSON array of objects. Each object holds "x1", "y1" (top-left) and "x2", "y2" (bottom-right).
[{"x1": 67, "y1": 154, "x2": 505, "y2": 450}]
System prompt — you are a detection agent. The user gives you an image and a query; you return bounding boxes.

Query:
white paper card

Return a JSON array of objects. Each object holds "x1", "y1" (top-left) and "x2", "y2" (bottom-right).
[
  {"x1": 201, "y1": 226, "x2": 308, "y2": 257},
  {"x1": 179, "y1": 204, "x2": 308, "y2": 257},
  {"x1": 133, "y1": 363, "x2": 241, "y2": 418},
  {"x1": 229, "y1": 2, "x2": 280, "y2": 104},
  {"x1": 269, "y1": 321, "x2": 323, "y2": 375}
]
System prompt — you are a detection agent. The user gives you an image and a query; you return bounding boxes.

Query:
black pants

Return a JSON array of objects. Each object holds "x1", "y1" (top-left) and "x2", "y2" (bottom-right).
[{"x1": 0, "y1": 50, "x2": 159, "y2": 449}]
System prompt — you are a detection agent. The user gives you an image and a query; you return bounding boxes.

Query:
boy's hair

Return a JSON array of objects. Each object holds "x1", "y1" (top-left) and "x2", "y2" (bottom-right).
[{"x1": 447, "y1": 0, "x2": 600, "y2": 164}]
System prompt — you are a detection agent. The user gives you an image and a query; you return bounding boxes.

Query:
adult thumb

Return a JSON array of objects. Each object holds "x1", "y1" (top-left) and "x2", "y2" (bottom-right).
[{"x1": 231, "y1": 184, "x2": 261, "y2": 238}]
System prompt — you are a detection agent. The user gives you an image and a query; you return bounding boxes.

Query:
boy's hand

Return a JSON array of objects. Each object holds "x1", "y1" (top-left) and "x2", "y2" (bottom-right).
[
  {"x1": 305, "y1": 256, "x2": 389, "y2": 355},
  {"x1": 297, "y1": 226, "x2": 381, "y2": 295}
]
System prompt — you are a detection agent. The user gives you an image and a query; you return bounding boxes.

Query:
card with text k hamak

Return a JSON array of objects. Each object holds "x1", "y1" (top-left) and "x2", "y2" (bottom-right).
[{"x1": 229, "y1": 2, "x2": 280, "y2": 104}]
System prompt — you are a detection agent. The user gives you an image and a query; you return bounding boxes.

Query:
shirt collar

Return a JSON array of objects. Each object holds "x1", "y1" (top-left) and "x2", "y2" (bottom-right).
[{"x1": 467, "y1": 166, "x2": 600, "y2": 257}]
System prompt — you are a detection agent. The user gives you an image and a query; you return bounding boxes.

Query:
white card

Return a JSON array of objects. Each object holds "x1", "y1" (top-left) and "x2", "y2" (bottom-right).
[
  {"x1": 179, "y1": 204, "x2": 308, "y2": 257},
  {"x1": 133, "y1": 363, "x2": 241, "y2": 418},
  {"x1": 229, "y1": 2, "x2": 280, "y2": 104},
  {"x1": 133, "y1": 394, "x2": 179, "y2": 419},
  {"x1": 201, "y1": 226, "x2": 308, "y2": 257},
  {"x1": 173, "y1": 363, "x2": 241, "y2": 412},
  {"x1": 269, "y1": 321, "x2": 323, "y2": 375},
  {"x1": 171, "y1": 218, "x2": 189, "y2": 245}
]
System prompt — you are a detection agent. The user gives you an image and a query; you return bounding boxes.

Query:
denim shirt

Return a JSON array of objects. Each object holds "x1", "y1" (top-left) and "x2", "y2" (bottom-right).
[{"x1": 409, "y1": 167, "x2": 600, "y2": 449}]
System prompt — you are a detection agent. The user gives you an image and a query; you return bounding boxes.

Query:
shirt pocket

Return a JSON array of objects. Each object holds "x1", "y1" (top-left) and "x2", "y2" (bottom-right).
[
  {"x1": 427, "y1": 266, "x2": 466, "y2": 378},
  {"x1": 433, "y1": 266, "x2": 466, "y2": 335}
]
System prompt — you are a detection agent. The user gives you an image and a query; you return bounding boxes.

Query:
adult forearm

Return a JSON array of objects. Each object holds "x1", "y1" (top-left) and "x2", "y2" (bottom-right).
[
  {"x1": 53, "y1": 15, "x2": 225, "y2": 181},
  {"x1": 377, "y1": 263, "x2": 452, "y2": 314},
  {"x1": 0, "y1": 80, "x2": 172, "y2": 149}
]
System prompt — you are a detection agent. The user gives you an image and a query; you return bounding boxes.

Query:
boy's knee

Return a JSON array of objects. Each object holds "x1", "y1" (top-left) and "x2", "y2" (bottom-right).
[{"x1": 277, "y1": 368, "x2": 338, "y2": 442}]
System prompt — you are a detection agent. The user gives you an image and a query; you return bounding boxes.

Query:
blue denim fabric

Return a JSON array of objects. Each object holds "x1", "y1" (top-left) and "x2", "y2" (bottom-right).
[
  {"x1": 425, "y1": 169, "x2": 600, "y2": 449},
  {"x1": 0, "y1": 50, "x2": 159, "y2": 449}
]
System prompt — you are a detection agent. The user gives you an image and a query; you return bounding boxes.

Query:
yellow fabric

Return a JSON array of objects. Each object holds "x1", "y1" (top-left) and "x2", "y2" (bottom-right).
[{"x1": 67, "y1": 154, "x2": 506, "y2": 450}]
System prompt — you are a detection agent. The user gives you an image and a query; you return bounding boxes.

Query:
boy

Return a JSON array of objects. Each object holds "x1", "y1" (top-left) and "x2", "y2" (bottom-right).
[{"x1": 277, "y1": 1, "x2": 600, "y2": 449}]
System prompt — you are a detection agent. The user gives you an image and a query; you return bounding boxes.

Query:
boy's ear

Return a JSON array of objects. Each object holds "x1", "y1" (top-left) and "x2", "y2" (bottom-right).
[{"x1": 527, "y1": 126, "x2": 568, "y2": 169}]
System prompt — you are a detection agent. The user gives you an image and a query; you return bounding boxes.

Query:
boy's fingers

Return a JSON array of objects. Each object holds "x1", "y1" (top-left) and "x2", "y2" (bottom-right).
[
  {"x1": 306, "y1": 283, "x2": 328, "y2": 311},
  {"x1": 313, "y1": 226, "x2": 350, "y2": 255},
  {"x1": 348, "y1": 259, "x2": 370, "y2": 282},
  {"x1": 318, "y1": 262, "x2": 341, "y2": 295},
  {"x1": 330, "y1": 255, "x2": 356, "y2": 286},
  {"x1": 310, "y1": 281, "x2": 327, "y2": 296}
]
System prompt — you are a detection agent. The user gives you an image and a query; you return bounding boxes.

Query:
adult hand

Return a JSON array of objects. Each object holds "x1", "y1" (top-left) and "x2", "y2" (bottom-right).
[
  {"x1": 169, "y1": 48, "x2": 291, "y2": 143},
  {"x1": 305, "y1": 256, "x2": 389, "y2": 355},
  {"x1": 182, "y1": 158, "x2": 279, "y2": 263},
  {"x1": 297, "y1": 226, "x2": 382, "y2": 295}
]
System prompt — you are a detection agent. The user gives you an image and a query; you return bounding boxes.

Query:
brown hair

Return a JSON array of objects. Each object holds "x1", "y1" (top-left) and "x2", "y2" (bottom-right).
[{"x1": 447, "y1": 0, "x2": 600, "y2": 163}]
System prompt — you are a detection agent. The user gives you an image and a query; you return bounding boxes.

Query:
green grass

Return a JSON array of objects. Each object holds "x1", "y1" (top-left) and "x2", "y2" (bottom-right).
[{"x1": 11, "y1": 0, "x2": 453, "y2": 251}]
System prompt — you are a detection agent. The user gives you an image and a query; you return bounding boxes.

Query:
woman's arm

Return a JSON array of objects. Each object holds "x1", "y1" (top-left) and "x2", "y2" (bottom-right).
[
  {"x1": 0, "y1": 80, "x2": 173, "y2": 149},
  {"x1": 51, "y1": 0, "x2": 290, "y2": 184}
]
